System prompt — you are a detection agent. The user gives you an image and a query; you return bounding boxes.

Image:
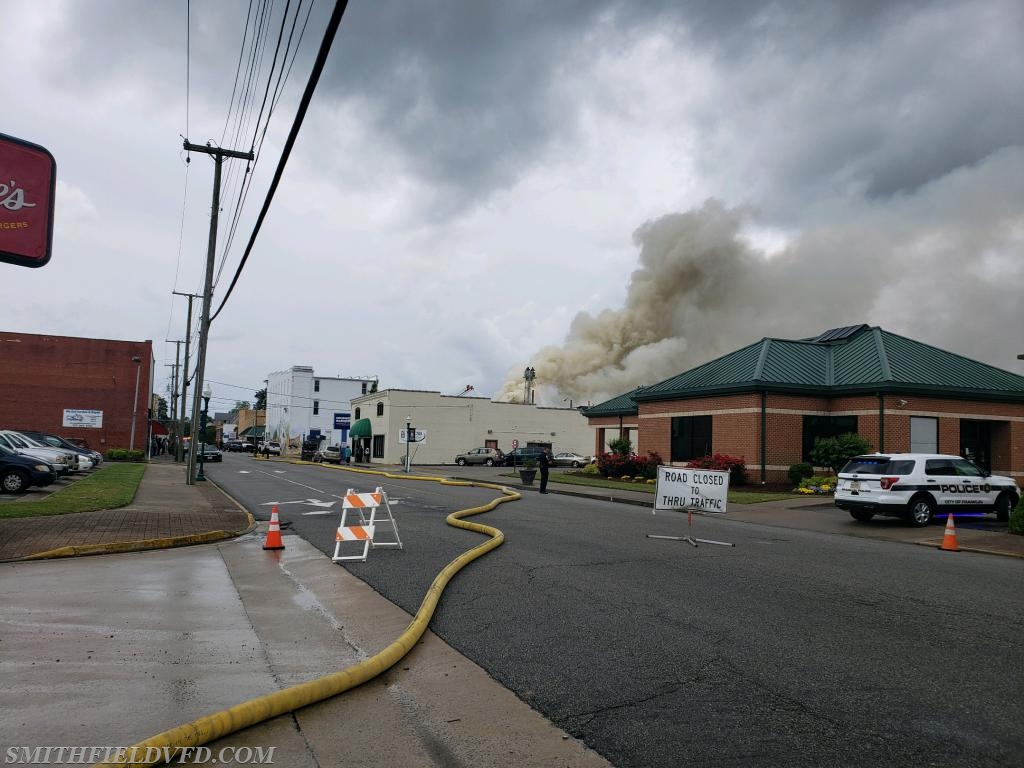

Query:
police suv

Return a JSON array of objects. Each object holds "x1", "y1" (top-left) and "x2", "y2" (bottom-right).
[{"x1": 834, "y1": 453, "x2": 1019, "y2": 527}]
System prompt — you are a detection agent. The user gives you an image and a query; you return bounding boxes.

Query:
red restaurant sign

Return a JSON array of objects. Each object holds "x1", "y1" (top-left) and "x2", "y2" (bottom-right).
[{"x1": 0, "y1": 132, "x2": 56, "y2": 268}]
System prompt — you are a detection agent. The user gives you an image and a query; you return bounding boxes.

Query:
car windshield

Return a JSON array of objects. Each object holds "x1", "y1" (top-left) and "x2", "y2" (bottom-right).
[
  {"x1": 840, "y1": 457, "x2": 915, "y2": 475},
  {"x1": 8, "y1": 433, "x2": 41, "y2": 448}
]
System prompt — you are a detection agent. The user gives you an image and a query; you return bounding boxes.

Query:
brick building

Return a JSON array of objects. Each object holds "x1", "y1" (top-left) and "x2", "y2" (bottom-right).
[
  {"x1": 584, "y1": 325, "x2": 1024, "y2": 485},
  {"x1": 0, "y1": 331, "x2": 154, "y2": 452}
]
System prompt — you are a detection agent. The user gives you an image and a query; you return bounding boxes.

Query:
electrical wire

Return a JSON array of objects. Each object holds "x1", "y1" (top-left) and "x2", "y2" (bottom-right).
[{"x1": 211, "y1": 0, "x2": 350, "y2": 323}]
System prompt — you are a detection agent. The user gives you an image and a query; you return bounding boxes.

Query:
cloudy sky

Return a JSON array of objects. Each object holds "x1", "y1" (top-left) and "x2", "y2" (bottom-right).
[{"x1": 3, "y1": 0, "x2": 1022, "y2": 414}]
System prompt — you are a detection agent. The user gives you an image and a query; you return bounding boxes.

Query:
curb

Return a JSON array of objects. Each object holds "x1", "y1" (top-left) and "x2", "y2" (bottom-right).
[{"x1": 15, "y1": 476, "x2": 257, "y2": 563}]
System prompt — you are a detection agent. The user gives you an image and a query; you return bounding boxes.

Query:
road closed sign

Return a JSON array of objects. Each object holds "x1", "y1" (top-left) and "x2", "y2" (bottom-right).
[{"x1": 655, "y1": 466, "x2": 730, "y2": 513}]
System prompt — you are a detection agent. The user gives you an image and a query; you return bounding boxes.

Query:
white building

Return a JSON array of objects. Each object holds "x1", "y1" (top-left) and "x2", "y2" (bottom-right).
[
  {"x1": 266, "y1": 366, "x2": 377, "y2": 449},
  {"x1": 348, "y1": 389, "x2": 593, "y2": 465}
]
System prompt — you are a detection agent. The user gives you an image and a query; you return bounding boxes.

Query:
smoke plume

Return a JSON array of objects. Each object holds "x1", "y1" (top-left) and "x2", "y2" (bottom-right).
[{"x1": 498, "y1": 150, "x2": 1024, "y2": 405}]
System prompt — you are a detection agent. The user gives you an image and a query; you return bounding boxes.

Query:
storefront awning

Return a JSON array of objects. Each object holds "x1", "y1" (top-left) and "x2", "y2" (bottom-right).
[
  {"x1": 349, "y1": 418, "x2": 372, "y2": 439},
  {"x1": 240, "y1": 425, "x2": 265, "y2": 437}
]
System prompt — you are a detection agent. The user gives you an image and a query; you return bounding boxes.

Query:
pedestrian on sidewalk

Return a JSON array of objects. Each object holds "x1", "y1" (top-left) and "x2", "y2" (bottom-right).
[{"x1": 539, "y1": 447, "x2": 552, "y2": 494}]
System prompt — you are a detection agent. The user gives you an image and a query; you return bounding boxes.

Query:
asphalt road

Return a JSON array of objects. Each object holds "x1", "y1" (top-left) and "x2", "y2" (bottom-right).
[{"x1": 208, "y1": 455, "x2": 1024, "y2": 768}]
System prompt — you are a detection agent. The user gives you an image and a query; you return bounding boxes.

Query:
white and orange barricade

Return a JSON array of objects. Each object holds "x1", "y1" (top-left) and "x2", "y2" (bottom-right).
[{"x1": 332, "y1": 486, "x2": 403, "y2": 562}]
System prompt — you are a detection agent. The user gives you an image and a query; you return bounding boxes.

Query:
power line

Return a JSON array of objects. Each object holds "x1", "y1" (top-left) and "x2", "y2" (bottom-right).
[{"x1": 211, "y1": 0, "x2": 350, "y2": 322}]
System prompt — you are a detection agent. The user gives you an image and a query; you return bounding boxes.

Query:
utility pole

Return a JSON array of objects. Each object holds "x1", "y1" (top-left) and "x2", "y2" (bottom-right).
[
  {"x1": 173, "y1": 291, "x2": 201, "y2": 467},
  {"x1": 182, "y1": 140, "x2": 254, "y2": 484},
  {"x1": 165, "y1": 340, "x2": 182, "y2": 460}
]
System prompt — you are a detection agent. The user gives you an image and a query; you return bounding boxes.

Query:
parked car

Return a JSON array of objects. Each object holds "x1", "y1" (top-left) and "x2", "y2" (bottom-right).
[
  {"x1": 198, "y1": 443, "x2": 223, "y2": 463},
  {"x1": 223, "y1": 439, "x2": 245, "y2": 452},
  {"x1": 264, "y1": 441, "x2": 281, "y2": 456},
  {"x1": 503, "y1": 447, "x2": 548, "y2": 467},
  {"x1": 0, "y1": 443, "x2": 57, "y2": 493},
  {"x1": 834, "y1": 453, "x2": 1020, "y2": 527},
  {"x1": 20, "y1": 430, "x2": 102, "y2": 468},
  {"x1": 315, "y1": 445, "x2": 343, "y2": 464},
  {"x1": 551, "y1": 451, "x2": 594, "y2": 468},
  {"x1": 454, "y1": 447, "x2": 505, "y2": 466},
  {"x1": 0, "y1": 430, "x2": 74, "y2": 475}
]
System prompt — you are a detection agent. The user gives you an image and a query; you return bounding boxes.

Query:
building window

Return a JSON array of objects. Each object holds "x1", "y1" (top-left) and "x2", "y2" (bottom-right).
[
  {"x1": 372, "y1": 434, "x2": 385, "y2": 458},
  {"x1": 670, "y1": 416, "x2": 712, "y2": 462},
  {"x1": 361, "y1": 382, "x2": 368, "y2": 394},
  {"x1": 313, "y1": 400, "x2": 319, "y2": 415},
  {"x1": 314, "y1": 379, "x2": 320, "y2": 392},
  {"x1": 376, "y1": 401, "x2": 384, "y2": 416},
  {"x1": 802, "y1": 416, "x2": 858, "y2": 462},
  {"x1": 354, "y1": 407, "x2": 360, "y2": 420},
  {"x1": 910, "y1": 417, "x2": 938, "y2": 453}
]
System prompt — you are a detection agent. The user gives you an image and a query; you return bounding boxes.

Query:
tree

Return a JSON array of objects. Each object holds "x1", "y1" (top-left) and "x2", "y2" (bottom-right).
[
  {"x1": 810, "y1": 432, "x2": 872, "y2": 475},
  {"x1": 234, "y1": 400, "x2": 251, "y2": 411},
  {"x1": 254, "y1": 388, "x2": 267, "y2": 410},
  {"x1": 155, "y1": 395, "x2": 169, "y2": 422}
]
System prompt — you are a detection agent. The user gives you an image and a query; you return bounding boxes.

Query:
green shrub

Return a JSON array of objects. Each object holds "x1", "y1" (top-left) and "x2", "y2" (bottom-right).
[
  {"x1": 1010, "y1": 495, "x2": 1024, "y2": 536},
  {"x1": 608, "y1": 436, "x2": 633, "y2": 456},
  {"x1": 105, "y1": 449, "x2": 146, "y2": 462},
  {"x1": 581, "y1": 462, "x2": 600, "y2": 476},
  {"x1": 810, "y1": 433, "x2": 872, "y2": 475},
  {"x1": 787, "y1": 462, "x2": 814, "y2": 488}
]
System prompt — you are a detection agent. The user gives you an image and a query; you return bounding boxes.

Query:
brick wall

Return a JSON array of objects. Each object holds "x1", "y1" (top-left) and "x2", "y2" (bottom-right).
[
  {"x1": 0, "y1": 331, "x2": 153, "y2": 451},
  {"x1": 610, "y1": 391, "x2": 1024, "y2": 483}
]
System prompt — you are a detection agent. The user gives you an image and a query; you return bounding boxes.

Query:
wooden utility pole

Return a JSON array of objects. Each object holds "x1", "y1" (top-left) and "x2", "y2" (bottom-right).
[
  {"x1": 165, "y1": 339, "x2": 183, "y2": 460},
  {"x1": 182, "y1": 141, "x2": 254, "y2": 484},
  {"x1": 172, "y1": 291, "x2": 201, "y2": 467}
]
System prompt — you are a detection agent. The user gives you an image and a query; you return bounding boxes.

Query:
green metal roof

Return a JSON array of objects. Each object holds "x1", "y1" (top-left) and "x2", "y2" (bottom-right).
[
  {"x1": 349, "y1": 418, "x2": 373, "y2": 438},
  {"x1": 239, "y1": 425, "x2": 265, "y2": 437},
  {"x1": 581, "y1": 387, "x2": 644, "y2": 418},
  {"x1": 630, "y1": 325, "x2": 1024, "y2": 403}
]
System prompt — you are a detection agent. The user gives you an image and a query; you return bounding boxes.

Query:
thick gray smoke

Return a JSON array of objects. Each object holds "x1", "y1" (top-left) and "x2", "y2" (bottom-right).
[{"x1": 498, "y1": 150, "x2": 1024, "y2": 404}]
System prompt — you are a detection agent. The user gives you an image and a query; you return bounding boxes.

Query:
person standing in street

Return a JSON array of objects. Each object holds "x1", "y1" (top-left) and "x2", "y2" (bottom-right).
[{"x1": 538, "y1": 447, "x2": 552, "y2": 494}]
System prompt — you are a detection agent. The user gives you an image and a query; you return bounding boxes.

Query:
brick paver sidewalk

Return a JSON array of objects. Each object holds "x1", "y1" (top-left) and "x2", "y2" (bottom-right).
[{"x1": 0, "y1": 461, "x2": 251, "y2": 561}]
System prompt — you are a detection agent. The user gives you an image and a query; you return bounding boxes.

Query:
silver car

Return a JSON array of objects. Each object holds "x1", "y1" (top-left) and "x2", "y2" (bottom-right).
[
  {"x1": 0, "y1": 430, "x2": 75, "y2": 475},
  {"x1": 551, "y1": 451, "x2": 595, "y2": 468},
  {"x1": 454, "y1": 447, "x2": 504, "y2": 466}
]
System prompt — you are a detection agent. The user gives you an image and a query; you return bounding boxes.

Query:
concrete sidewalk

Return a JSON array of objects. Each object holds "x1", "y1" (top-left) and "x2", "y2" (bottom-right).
[{"x1": 0, "y1": 459, "x2": 252, "y2": 561}]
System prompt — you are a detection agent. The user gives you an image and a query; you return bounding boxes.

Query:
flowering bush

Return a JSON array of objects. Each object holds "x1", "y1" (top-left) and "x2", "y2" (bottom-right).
[
  {"x1": 685, "y1": 453, "x2": 747, "y2": 486},
  {"x1": 597, "y1": 451, "x2": 662, "y2": 479},
  {"x1": 797, "y1": 475, "x2": 835, "y2": 495}
]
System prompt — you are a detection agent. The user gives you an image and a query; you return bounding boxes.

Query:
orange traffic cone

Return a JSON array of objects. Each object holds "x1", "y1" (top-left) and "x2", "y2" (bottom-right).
[
  {"x1": 263, "y1": 506, "x2": 285, "y2": 551},
  {"x1": 939, "y1": 513, "x2": 959, "y2": 552}
]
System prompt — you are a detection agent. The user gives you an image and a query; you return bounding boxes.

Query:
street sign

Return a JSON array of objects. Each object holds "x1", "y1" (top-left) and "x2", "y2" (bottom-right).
[
  {"x1": 399, "y1": 428, "x2": 427, "y2": 444},
  {"x1": 654, "y1": 466, "x2": 730, "y2": 513},
  {"x1": 62, "y1": 409, "x2": 103, "y2": 428},
  {"x1": 333, "y1": 412, "x2": 351, "y2": 430}
]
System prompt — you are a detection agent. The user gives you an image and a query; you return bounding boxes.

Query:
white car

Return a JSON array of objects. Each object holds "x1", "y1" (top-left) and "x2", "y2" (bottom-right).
[
  {"x1": 0, "y1": 430, "x2": 74, "y2": 475},
  {"x1": 834, "y1": 453, "x2": 1019, "y2": 527}
]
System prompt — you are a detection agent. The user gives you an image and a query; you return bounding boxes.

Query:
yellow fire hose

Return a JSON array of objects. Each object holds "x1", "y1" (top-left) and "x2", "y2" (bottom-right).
[{"x1": 94, "y1": 465, "x2": 518, "y2": 768}]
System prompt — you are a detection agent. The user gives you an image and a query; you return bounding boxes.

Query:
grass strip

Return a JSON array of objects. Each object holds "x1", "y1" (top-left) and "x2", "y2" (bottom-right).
[
  {"x1": 504, "y1": 471, "x2": 805, "y2": 504},
  {"x1": 0, "y1": 463, "x2": 146, "y2": 519}
]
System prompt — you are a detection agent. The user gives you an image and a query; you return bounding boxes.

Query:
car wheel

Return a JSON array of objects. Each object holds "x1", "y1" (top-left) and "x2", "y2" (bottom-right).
[
  {"x1": 572, "y1": 461, "x2": 580, "y2": 468},
  {"x1": 995, "y1": 492, "x2": 1016, "y2": 523},
  {"x1": 456, "y1": 458, "x2": 466, "y2": 466},
  {"x1": 906, "y1": 495, "x2": 935, "y2": 527},
  {"x1": 2, "y1": 469, "x2": 28, "y2": 493},
  {"x1": 485, "y1": 458, "x2": 494, "y2": 466},
  {"x1": 849, "y1": 509, "x2": 874, "y2": 522}
]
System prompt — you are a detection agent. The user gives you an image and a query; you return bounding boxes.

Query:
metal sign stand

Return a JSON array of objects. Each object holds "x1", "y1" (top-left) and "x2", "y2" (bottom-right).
[{"x1": 647, "y1": 509, "x2": 735, "y2": 548}]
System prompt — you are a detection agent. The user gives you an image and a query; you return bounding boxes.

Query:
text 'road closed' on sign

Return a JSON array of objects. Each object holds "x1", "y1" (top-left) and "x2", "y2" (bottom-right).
[{"x1": 655, "y1": 466, "x2": 730, "y2": 513}]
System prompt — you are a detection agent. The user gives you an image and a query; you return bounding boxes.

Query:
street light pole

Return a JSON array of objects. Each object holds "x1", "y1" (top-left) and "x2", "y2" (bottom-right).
[
  {"x1": 129, "y1": 356, "x2": 142, "y2": 452},
  {"x1": 405, "y1": 417, "x2": 412, "y2": 473},
  {"x1": 196, "y1": 385, "x2": 212, "y2": 482}
]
